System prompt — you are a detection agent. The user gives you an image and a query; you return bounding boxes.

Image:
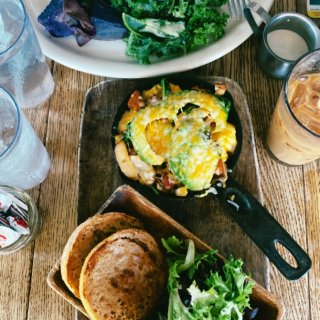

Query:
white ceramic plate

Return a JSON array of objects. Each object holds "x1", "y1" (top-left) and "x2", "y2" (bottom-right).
[{"x1": 24, "y1": 0, "x2": 273, "y2": 78}]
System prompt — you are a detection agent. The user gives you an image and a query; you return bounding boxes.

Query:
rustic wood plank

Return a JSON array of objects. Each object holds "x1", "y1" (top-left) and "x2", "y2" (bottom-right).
[
  {"x1": 304, "y1": 160, "x2": 320, "y2": 320},
  {"x1": 253, "y1": 1, "x2": 310, "y2": 319},
  {"x1": 0, "y1": 63, "x2": 52, "y2": 320},
  {"x1": 0, "y1": 249, "x2": 33, "y2": 319},
  {"x1": 296, "y1": 0, "x2": 320, "y2": 315},
  {"x1": 25, "y1": 63, "x2": 104, "y2": 320}
]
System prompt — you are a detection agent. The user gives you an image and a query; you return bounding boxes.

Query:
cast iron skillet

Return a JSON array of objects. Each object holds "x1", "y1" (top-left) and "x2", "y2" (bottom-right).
[{"x1": 112, "y1": 77, "x2": 311, "y2": 280}]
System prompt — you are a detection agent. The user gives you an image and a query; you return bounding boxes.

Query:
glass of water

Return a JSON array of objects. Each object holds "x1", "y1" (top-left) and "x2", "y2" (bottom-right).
[
  {"x1": 0, "y1": 86, "x2": 51, "y2": 189},
  {"x1": 0, "y1": 0, "x2": 54, "y2": 109}
]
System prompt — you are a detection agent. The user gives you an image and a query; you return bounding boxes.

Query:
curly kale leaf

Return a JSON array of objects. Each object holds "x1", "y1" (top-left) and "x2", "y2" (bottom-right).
[
  {"x1": 186, "y1": 4, "x2": 228, "y2": 49},
  {"x1": 110, "y1": 0, "x2": 229, "y2": 64},
  {"x1": 125, "y1": 32, "x2": 187, "y2": 64},
  {"x1": 110, "y1": 0, "x2": 175, "y2": 18}
]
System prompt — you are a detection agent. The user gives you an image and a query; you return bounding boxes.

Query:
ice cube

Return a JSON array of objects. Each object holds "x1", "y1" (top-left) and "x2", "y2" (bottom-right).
[
  {"x1": 290, "y1": 83, "x2": 307, "y2": 111},
  {"x1": 297, "y1": 75, "x2": 308, "y2": 82},
  {"x1": 0, "y1": 9, "x2": 13, "y2": 52},
  {"x1": 2, "y1": 125, "x2": 15, "y2": 145},
  {"x1": 309, "y1": 93, "x2": 320, "y2": 113},
  {"x1": 0, "y1": 124, "x2": 15, "y2": 154},
  {"x1": 0, "y1": 139, "x2": 5, "y2": 154},
  {"x1": 312, "y1": 79, "x2": 320, "y2": 93}
]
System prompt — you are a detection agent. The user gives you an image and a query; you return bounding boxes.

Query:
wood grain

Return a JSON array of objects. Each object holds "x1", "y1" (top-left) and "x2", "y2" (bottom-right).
[
  {"x1": 0, "y1": 64, "x2": 103, "y2": 320},
  {"x1": 0, "y1": 1, "x2": 318, "y2": 320}
]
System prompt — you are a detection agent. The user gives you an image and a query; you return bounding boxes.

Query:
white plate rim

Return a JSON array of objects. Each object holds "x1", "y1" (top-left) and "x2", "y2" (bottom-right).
[{"x1": 24, "y1": 0, "x2": 274, "y2": 78}]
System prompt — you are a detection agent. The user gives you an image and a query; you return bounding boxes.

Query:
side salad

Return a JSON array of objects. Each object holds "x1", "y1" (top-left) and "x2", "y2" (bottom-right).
[
  {"x1": 38, "y1": 0, "x2": 229, "y2": 64},
  {"x1": 160, "y1": 236, "x2": 258, "y2": 320}
]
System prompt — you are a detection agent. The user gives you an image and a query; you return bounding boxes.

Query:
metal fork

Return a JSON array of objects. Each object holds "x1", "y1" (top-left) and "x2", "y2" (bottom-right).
[{"x1": 228, "y1": 0, "x2": 247, "y2": 20}]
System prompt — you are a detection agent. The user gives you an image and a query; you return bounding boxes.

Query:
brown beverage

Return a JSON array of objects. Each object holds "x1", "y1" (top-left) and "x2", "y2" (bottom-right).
[
  {"x1": 267, "y1": 50, "x2": 320, "y2": 165},
  {"x1": 290, "y1": 73, "x2": 320, "y2": 133}
]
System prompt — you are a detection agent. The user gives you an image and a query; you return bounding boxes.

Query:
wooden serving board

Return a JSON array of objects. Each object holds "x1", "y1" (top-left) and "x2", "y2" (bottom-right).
[
  {"x1": 77, "y1": 76, "x2": 268, "y2": 289},
  {"x1": 48, "y1": 185, "x2": 282, "y2": 320}
]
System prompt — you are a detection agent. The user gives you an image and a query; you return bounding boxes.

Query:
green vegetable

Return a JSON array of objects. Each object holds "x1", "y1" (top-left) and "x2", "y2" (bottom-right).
[
  {"x1": 125, "y1": 31, "x2": 187, "y2": 64},
  {"x1": 110, "y1": 0, "x2": 175, "y2": 18},
  {"x1": 171, "y1": 0, "x2": 189, "y2": 18},
  {"x1": 161, "y1": 236, "x2": 255, "y2": 320},
  {"x1": 110, "y1": 0, "x2": 229, "y2": 64},
  {"x1": 218, "y1": 96, "x2": 232, "y2": 115},
  {"x1": 123, "y1": 14, "x2": 185, "y2": 38},
  {"x1": 161, "y1": 78, "x2": 171, "y2": 97}
]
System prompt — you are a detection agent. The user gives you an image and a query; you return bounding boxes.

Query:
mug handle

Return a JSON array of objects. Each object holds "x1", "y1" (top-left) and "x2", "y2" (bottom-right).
[{"x1": 244, "y1": 1, "x2": 272, "y2": 36}]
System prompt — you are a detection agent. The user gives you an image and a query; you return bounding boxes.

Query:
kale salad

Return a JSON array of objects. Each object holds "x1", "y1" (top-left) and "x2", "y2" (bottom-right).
[{"x1": 38, "y1": 0, "x2": 229, "y2": 64}]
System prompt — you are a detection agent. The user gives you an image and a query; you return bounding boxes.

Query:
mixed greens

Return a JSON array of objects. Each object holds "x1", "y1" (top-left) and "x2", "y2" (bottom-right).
[
  {"x1": 38, "y1": 0, "x2": 229, "y2": 64},
  {"x1": 160, "y1": 236, "x2": 257, "y2": 320},
  {"x1": 111, "y1": 0, "x2": 229, "y2": 64}
]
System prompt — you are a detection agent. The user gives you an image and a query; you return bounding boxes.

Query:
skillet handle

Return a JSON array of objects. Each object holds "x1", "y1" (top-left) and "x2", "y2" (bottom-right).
[{"x1": 214, "y1": 177, "x2": 311, "y2": 280}]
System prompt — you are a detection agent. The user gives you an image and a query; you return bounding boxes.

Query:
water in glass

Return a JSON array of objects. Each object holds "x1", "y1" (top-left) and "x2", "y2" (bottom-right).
[{"x1": 0, "y1": 0, "x2": 54, "y2": 109}]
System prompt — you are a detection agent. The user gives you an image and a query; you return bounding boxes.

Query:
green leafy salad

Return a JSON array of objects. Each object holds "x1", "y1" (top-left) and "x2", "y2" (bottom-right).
[
  {"x1": 39, "y1": 0, "x2": 229, "y2": 64},
  {"x1": 160, "y1": 236, "x2": 257, "y2": 320},
  {"x1": 110, "y1": 0, "x2": 229, "y2": 64}
]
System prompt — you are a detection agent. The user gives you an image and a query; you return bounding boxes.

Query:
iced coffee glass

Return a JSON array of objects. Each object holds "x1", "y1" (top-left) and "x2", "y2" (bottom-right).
[{"x1": 267, "y1": 49, "x2": 320, "y2": 165}]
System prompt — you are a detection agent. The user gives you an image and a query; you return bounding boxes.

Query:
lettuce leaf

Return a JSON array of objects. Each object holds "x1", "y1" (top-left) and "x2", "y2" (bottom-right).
[
  {"x1": 161, "y1": 236, "x2": 256, "y2": 320},
  {"x1": 38, "y1": 0, "x2": 127, "y2": 45}
]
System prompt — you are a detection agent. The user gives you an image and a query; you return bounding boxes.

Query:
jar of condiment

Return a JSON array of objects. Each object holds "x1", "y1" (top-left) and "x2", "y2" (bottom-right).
[{"x1": 0, "y1": 185, "x2": 41, "y2": 254}]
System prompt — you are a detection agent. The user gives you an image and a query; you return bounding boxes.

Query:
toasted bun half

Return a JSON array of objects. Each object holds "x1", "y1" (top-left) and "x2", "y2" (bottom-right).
[
  {"x1": 79, "y1": 228, "x2": 167, "y2": 320},
  {"x1": 61, "y1": 212, "x2": 144, "y2": 298}
]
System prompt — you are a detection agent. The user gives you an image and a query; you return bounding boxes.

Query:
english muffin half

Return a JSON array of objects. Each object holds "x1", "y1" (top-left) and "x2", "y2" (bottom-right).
[
  {"x1": 61, "y1": 212, "x2": 144, "y2": 298},
  {"x1": 79, "y1": 228, "x2": 167, "y2": 320}
]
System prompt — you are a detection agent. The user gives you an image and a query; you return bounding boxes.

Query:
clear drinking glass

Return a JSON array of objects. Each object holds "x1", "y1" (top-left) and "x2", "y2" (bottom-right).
[
  {"x1": 0, "y1": 86, "x2": 51, "y2": 189},
  {"x1": 267, "y1": 49, "x2": 320, "y2": 165},
  {"x1": 0, "y1": 0, "x2": 54, "y2": 109}
]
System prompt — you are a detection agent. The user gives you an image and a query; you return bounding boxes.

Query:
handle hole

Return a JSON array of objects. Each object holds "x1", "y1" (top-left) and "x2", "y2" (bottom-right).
[{"x1": 275, "y1": 241, "x2": 298, "y2": 268}]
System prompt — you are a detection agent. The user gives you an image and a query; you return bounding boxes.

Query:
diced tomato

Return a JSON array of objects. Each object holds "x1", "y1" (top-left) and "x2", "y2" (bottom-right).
[
  {"x1": 128, "y1": 90, "x2": 145, "y2": 110},
  {"x1": 215, "y1": 159, "x2": 226, "y2": 176},
  {"x1": 162, "y1": 173, "x2": 173, "y2": 190}
]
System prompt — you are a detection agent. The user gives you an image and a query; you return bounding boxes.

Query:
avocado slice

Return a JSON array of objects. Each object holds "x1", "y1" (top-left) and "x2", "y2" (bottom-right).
[
  {"x1": 129, "y1": 105, "x2": 177, "y2": 165},
  {"x1": 168, "y1": 116, "x2": 220, "y2": 191},
  {"x1": 122, "y1": 13, "x2": 185, "y2": 38},
  {"x1": 129, "y1": 90, "x2": 228, "y2": 169}
]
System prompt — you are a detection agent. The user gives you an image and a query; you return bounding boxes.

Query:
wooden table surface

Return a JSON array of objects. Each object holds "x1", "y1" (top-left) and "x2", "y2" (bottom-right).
[{"x1": 1, "y1": 1, "x2": 319, "y2": 320}]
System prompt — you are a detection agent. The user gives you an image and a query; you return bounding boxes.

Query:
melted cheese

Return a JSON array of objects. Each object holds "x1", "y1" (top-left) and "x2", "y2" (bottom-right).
[
  {"x1": 168, "y1": 117, "x2": 220, "y2": 190},
  {"x1": 125, "y1": 89, "x2": 237, "y2": 190},
  {"x1": 211, "y1": 123, "x2": 237, "y2": 161},
  {"x1": 142, "y1": 84, "x2": 162, "y2": 100},
  {"x1": 117, "y1": 109, "x2": 137, "y2": 133},
  {"x1": 145, "y1": 119, "x2": 173, "y2": 158}
]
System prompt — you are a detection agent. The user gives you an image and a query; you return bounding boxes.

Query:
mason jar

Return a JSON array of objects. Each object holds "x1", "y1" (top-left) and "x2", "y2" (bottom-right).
[{"x1": 0, "y1": 185, "x2": 41, "y2": 254}]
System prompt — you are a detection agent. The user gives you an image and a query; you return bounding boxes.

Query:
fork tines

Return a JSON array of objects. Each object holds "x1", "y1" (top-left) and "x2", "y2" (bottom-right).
[{"x1": 228, "y1": 0, "x2": 247, "y2": 20}]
